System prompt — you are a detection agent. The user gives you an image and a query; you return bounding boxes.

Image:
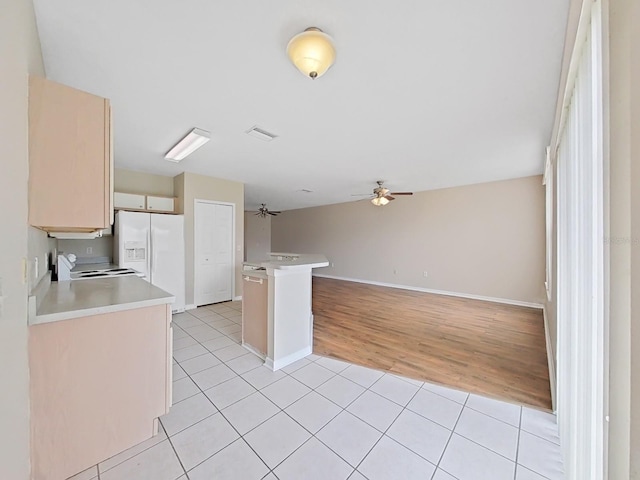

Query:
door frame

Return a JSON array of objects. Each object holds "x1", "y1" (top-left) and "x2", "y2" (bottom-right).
[{"x1": 193, "y1": 199, "x2": 236, "y2": 306}]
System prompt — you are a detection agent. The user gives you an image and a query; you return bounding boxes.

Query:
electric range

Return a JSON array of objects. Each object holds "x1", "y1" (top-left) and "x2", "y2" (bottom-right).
[{"x1": 70, "y1": 266, "x2": 143, "y2": 280}]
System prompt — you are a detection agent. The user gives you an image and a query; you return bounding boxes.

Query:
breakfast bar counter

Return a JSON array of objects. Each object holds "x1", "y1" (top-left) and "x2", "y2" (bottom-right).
[{"x1": 242, "y1": 253, "x2": 329, "y2": 371}]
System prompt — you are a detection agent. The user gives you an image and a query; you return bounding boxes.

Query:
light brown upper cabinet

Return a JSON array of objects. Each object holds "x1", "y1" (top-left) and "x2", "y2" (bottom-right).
[{"x1": 29, "y1": 76, "x2": 113, "y2": 232}]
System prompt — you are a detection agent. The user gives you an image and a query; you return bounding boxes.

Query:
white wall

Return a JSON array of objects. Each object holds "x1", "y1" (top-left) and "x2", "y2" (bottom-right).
[
  {"x1": 244, "y1": 212, "x2": 271, "y2": 262},
  {"x1": 0, "y1": 0, "x2": 44, "y2": 477},
  {"x1": 272, "y1": 176, "x2": 545, "y2": 305}
]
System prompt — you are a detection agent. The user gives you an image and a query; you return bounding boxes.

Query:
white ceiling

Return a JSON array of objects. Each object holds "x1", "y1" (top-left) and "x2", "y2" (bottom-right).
[{"x1": 33, "y1": 0, "x2": 569, "y2": 212}]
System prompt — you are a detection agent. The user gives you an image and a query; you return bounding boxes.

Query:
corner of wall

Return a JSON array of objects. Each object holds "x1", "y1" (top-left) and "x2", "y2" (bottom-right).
[{"x1": 173, "y1": 173, "x2": 185, "y2": 214}]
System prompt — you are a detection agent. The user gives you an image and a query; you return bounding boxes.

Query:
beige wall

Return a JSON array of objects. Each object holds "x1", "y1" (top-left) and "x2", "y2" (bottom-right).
[
  {"x1": 0, "y1": 0, "x2": 44, "y2": 477},
  {"x1": 630, "y1": 0, "x2": 640, "y2": 473},
  {"x1": 57, "y1": 237, "x2": 113, "y2": 261},
  {"x1": 114, "y1": 168, "x2": 174, "y2": 197},
  {"x1": 607, "y1": 0, "x2": 637, "y2": 476},
  {"x1": 174, "y1": 172, "x2": 244, "y2": 305},
  {"x1": 244, "y1": 213, "x2": 271, "y2": 262},
  {"x1": 273, "y1": 176, "x2": 545, "y2": 304}
]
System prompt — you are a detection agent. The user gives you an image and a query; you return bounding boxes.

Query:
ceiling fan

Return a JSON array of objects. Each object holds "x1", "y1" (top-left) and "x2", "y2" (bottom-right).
[
  {"x1": 352, "y1": 181, "x2": 413, "y2": 206},
  {"x1": 255, "y1": 203, "x2": 281, "y2": 218}
]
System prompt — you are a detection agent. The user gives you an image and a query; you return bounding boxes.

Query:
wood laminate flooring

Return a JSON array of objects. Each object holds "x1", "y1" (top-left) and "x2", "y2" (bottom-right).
[{"x1": 312, "y1": 277, "x2": 552, "y2": 410}]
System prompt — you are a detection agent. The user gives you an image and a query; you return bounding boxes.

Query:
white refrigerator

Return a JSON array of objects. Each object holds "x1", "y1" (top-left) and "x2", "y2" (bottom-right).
[{"x1": 114, "y1": 211, "x2": 185, "y2": 313}]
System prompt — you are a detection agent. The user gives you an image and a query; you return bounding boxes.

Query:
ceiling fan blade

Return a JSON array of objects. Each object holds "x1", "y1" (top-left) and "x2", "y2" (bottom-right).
[
  {"x1": 385, "y1": 195, "x2": 396, "y2": 201},
  {"x1": 388, "y1": 192, "x2": 413, "y2": 196},
  {"x1": 270, "y1": 211, "x2": 282, "y2": 214},
  {"x1": 268, "y1": 212, "x2": 279, "y2": 216},
  {"x1": 351, "y1": 193, "x2": 373, "y2": 197}
]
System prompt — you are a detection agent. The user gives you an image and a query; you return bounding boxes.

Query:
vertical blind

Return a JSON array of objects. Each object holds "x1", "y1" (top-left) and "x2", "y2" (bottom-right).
[{"x1": 555, "y1": 1, "x2": 605, "y2": 479}]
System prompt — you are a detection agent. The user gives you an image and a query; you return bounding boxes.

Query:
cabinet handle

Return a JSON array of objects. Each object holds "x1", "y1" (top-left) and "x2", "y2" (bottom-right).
[{"x1": 243, "y1": 276, "x2": 263, "y2": 284}]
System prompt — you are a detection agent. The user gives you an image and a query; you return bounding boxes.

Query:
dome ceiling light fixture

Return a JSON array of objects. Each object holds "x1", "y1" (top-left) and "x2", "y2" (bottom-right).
[{"x1": 286, "y1": 27, "x2": 336, "y2": 80}]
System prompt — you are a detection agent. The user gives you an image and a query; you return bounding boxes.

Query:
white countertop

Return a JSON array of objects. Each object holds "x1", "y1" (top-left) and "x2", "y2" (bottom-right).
[
  {"x1": 31, "y1": 276, "x2": 175, "y2": 326},
  {"x1": 259, "y1": 254, "x2": 329, "y2": 270}
]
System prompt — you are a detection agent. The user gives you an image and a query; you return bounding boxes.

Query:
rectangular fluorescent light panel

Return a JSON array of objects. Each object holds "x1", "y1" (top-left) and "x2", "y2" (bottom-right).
[
  {"x1": 246, "y1": 125, "x2": 277, "y2": 142},
  {"x1": 165, "y1": 128, "x2": 211, "y2": 162}
]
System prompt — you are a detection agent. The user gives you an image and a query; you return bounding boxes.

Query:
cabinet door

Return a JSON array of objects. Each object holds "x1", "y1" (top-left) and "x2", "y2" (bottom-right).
[
  {"x1": 242, "y1": 276, "x2": 268, "y2": 355},
  {"x1": 29, "y1": 76, "x2": 112, "y2": 231},
  {"x1": 146, "y1": 196, "x2": 175, "y2": 212},
  {"x1": 114, "y1": 192, "x2": 146, "y2": 210}
]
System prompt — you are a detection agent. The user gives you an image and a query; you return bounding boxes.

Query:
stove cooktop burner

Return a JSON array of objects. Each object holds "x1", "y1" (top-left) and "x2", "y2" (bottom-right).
[{"x1": 70, "y1": 267, "x2": 142, "y2": 280}]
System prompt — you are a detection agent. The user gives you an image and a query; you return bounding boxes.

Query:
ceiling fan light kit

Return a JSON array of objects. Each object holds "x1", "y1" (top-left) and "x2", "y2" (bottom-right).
[
  {"x1": 355, "y1": 181, "x2": 414, "y2": 206},
  {"x1": 287, "y1": 27, "x2": 336, "y2": 80},
  {"x1": 371, "y1": 196, "x2": 390, "y2": 206}
]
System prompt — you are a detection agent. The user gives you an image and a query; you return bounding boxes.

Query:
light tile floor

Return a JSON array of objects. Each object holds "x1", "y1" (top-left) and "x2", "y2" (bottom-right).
[{"x1": 70, "y1": 302, "x2": 565, "y2": 480}]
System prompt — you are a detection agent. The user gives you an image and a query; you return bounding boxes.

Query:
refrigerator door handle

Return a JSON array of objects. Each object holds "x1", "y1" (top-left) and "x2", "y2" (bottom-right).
[{"x1": 147, "y1": 226, "x2": 152, "y2": 283}]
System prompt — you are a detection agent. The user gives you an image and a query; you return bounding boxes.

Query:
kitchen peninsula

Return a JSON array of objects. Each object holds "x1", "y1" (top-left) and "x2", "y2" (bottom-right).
[
  {"x1": 242, "y1": 253, "x2": 328, "y2": 371},
  {"x1": 28, "y1": 274, "x2": 175, "y2": 480}
]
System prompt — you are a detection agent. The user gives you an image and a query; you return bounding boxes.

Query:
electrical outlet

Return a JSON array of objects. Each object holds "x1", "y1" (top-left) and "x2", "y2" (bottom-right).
[
  {"x1": 331, "y1": 262, "x2": 335, "y2": 267},
  {"x1": 86, "y1": 247, "x2": 93, "y2": 255},
  {"x1": 423, "y1": 271, "x2": 428, "y2": 278}
]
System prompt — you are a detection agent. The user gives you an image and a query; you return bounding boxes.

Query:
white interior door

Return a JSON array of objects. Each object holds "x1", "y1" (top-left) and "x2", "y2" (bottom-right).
[{"x1": 195, "y1": 201, "x2": 234, "y2": 305}]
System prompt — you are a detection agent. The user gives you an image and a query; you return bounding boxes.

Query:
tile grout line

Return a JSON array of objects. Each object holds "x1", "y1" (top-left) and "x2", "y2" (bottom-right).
[
  {"x1": 513, "y1": 407, "x2": 523, "y2": 480},
  {"x1": 350, "y1": 377, "x2": 426, "y2": 477},
  {"x1": 432, "y1": 389, "x2": 470, "y2": 479},
  {"x1": 162, "y1": 421, "x2": 190, "y2": 479}
]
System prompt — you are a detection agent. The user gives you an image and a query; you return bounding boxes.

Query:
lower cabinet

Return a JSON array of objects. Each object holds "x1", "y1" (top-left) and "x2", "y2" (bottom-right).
[
  {"x1": 242, "y1": 274, "x2": 268, "y2": 356},
  {"x1": 29, "y1": 304, "x2": 172, "y2": 480}
]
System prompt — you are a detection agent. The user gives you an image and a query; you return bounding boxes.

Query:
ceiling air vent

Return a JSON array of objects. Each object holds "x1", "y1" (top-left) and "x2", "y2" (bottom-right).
[{"x1": 246, "y1": 125, "x2": 278, "y2": 142}]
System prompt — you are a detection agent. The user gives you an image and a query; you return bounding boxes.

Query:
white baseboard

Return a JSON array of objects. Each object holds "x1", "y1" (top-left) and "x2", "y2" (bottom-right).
[
  {"x1": 543, "y1": 306, "x2": 557, "y2": 412},
  {"x1": 313, "y1": 274, "x2": 544, "y2": 309},
  {"x1": 233, "y1": 295, "x2": 242, "y2": 301},
  {"x1": 266, "y1": 346, "x2": 313, "y2": 372},
  {"x1": 185, "y1": 304, "x2": 197, "y2": 311}
]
